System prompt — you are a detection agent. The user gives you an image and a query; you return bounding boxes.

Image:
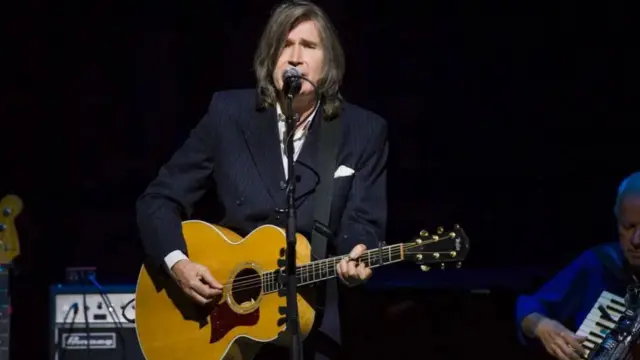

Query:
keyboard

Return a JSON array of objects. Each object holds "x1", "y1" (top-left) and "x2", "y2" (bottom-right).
[{"x1": 576, "y1": 291, "x2": 627, "y2": 357}]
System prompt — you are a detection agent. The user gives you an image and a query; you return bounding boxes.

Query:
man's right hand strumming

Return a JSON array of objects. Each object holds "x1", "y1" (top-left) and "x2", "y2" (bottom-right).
[
  {"x1": 534, "y1": 317, "x2": 587, "y2": 360},
  {"x1": 170, "y1": 259, "x2": 223, "y2": 305}
]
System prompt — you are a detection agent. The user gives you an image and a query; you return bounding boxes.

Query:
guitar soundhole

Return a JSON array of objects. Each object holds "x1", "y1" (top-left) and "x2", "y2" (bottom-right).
[{"x1": 231, "y1": 268, "x2": 262, "y2": 307}]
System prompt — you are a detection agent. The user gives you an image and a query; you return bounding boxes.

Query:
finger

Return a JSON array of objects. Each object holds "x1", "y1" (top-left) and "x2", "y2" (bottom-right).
[
  {"x1": 347, "y1": 260, "x2": 358, "y2": 277},
  {"x1": 541, "y1": 341, "x2": 554, "y2": 357},
  {"x1": 339, "y1": 258, "x2": 349, "y2": 276},
  {"x1": 190, "y1": 279, "x2": 219, "y2": 298},
  {"x1": 349, "y1": 244, "x2": 367, "y2": 259},
  {"x1": 199, "y1": 269, "x2": 223, "y2": 289},
  {"x1": 188, "y1": 289, "x2": 210, "y2": 305},
  {"x1": 360, "y1": 264, "x2": 373, "y2": 281},
  {"x1": 550, "y1": 343, "x2": 571, "y2": 360},
  {"x1": 569, "y1": 351, "x2": 582, "y2": 360},
  {"x1": 554, "y1": 338, "x2": 580, "y2": 360},
  {"x1": 356, "y1": 263, "x2": 368, "y2": 280},
  {"x1": 562, "y1": 333, "x2": 587, "y2": 356},
  {"x1": 335, "y1": 262, "x2": 348, "y2": 285}
]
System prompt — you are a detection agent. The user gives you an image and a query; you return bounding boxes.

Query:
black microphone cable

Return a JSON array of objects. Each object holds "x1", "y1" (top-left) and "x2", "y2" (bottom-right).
[
  {"x1": 55, "y1": 302, "x2": 78, "y2": 360},
  {"x1": 279, "y1": 69, "x2": 321, "y2": 360},
  {"x1": 82, "y1": 292, "x2": 90, "y2": 360},
  {"x1": 281, "y1": 70, "x2": 321, "y2": 160},
  {"x1": 87, "y1": 274, "x2": 129, "y2": 360}
]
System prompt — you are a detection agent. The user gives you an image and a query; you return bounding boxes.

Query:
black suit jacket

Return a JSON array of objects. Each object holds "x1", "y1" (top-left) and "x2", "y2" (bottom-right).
[
  {"x1": 137, "y1": 89, "x2": 388, "y2": 268},
  {"x1": 136, "y1": 89, "x2": 387, "y2": 356}
]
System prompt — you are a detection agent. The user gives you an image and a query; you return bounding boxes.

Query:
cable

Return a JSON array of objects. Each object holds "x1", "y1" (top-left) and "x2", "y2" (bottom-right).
[
  {"x1": 55, "y1": 303, "x2": 78, "y2": 360},
  {"x1": 82, "y1": 293, "x2": 90, "y2": 360},
  {"x1": 281, "y1": 74, "x2": 321, "y2": 160},
  {"x1": 275, "y1": 76, "x2": 322, "y2": 213},
  {"x1": 87, "y1": 274, "x2": 128, "y2": 360},
  {"x1": 121, "y1": 298, "x2": 135, "y2": 324}
]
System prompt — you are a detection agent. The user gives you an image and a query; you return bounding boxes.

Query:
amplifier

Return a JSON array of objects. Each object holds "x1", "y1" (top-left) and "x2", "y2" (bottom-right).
[{"x1": 50, "y1": 284, "x2": 144, "y2": 360}]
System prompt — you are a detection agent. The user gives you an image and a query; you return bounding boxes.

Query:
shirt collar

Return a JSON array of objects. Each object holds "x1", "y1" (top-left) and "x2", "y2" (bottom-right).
[{"x1": 276, "y1": 102, "x2": 318, "y2": 127}]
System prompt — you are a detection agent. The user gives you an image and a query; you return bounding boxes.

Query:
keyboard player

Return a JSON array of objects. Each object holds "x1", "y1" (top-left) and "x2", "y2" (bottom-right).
[{"x1": 515, "y1": 171, "x2": 640, "y2": 360}]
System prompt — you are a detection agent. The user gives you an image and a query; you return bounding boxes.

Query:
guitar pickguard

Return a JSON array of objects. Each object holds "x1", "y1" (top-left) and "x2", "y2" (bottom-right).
[{"x1": 209, "y1": 301, "x2": 260, "y2": 343}]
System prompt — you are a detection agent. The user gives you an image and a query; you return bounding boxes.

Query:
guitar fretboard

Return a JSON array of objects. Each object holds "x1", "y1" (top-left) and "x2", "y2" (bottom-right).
[{"x1": 261, "y1": 243, "x2": 404, "y2": 293}]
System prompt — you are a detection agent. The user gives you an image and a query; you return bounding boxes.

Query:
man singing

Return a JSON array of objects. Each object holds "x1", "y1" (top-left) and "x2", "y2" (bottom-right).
[
  {"x1": 136, "y1": 1, "x2": 388, "y2": 359},
  {"x1": 516, "y1": 171, "x2": 640, "y2": 360}
]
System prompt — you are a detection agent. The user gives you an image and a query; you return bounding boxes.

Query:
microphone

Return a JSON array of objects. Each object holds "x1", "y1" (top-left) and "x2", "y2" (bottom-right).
[{"x1": 282, "y1": 67, "x2": 302, "y2": 96}]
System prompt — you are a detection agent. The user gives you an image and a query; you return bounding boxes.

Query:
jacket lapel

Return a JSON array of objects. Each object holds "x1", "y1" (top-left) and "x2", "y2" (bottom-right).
[
  {"x1": 240, "y1": 106, "x2": 285, "y2": 205},
  {"x1": 294, "y1": 107, "x2": 324, "y2": 205}
]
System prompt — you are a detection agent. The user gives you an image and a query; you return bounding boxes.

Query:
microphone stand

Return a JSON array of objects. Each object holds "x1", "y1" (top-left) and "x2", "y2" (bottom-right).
[{"x1": 283, "y1": 92, "x2": 302, "y2": 360}]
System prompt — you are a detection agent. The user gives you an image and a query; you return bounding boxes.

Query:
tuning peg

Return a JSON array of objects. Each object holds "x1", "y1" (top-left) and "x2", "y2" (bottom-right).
[
  {"x1": 432, "y1": 253, "x2": 440, "y2": 259},
  {"x1": 415, "y1": 239, "x2": 422, "y2": 244},
  {"x1": 449, "y1": 251, "x2": 457, "y2": 257},
  {"x1": 419, "y1": 230, "x2": 429, "y2": 237},
  {"x1": 456, "y1": 262, "x2": 462, "y2": 269},
  {"x1": 420, "y1": 265, "x2": 430, "y2": 272},
  {"x1": 432, "y1": 235, "x2": 439, "y2": 241},
  {"x1": 437, "y1": 226, "x2": 443, "y2": 234},
  {"x1": 448, "y1": 232, "x2": 456, "y2": 238},
  {"x1": 416, "y1": 254, "x2": 423, "y2": 261}
]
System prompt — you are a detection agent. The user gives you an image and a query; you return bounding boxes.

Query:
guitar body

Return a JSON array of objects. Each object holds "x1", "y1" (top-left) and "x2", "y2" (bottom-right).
[
  {"x1": 135, "y1": 220, "x2": 471, "y2": 360},
  {"x1": 135, "y1": 220, "x2": 317, "y2": 360}
]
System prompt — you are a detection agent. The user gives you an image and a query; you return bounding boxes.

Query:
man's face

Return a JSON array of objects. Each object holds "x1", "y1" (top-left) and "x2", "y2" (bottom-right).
[
  {"x1": 273, "y1": 20, "x2": 324, "y2": 96},
  {"x1": 619, "y1": 195, "x2": 640, "y2": 267}
]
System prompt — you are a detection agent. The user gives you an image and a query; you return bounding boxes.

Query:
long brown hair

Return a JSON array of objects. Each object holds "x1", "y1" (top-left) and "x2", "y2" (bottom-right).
[{"x1": 253, "y1": 1, "x2": 345, "y2": 119}]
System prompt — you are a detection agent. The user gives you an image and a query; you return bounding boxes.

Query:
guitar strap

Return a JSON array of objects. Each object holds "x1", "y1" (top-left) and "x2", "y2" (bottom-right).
[
  {"x1": 311, "y1": 116, "x2": 341, "y2": 261},
  {"x1": 308, "y1": 113, "x2": 341, "y2": 336}
]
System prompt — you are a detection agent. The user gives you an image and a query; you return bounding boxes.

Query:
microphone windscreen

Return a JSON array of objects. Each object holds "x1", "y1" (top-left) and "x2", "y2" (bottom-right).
[{"x1": 283, "y1": 67, "x2": 301, "y2": 80}]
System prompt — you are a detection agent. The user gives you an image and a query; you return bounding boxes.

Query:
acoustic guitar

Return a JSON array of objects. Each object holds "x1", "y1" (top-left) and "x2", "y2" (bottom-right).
[
  {"x1": 135, "y1": 220, "x2": 470, "y2": 360},
  {"x1": 0, "y1": 194, "x2": 23, "y2": 359}
]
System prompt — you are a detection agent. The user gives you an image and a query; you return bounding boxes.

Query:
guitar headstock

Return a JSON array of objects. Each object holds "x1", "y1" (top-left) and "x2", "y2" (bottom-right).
[
  {"x1": 0, "y1": 194, "x2": 24, "y2": 265},
  {"x1": 403, "y1": 224, "x2": 470, "y2": 272}
]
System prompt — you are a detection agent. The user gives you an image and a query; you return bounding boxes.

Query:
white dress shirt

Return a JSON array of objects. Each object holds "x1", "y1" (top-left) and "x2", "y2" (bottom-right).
[{"x1": 163, "y1": 103, "x2": 318, "y2": 271}]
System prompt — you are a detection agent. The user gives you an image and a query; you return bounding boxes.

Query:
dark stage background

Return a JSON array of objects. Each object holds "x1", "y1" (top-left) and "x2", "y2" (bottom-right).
[{"x1": 4, "y1": 0, "x2": 635, "y2": 359}]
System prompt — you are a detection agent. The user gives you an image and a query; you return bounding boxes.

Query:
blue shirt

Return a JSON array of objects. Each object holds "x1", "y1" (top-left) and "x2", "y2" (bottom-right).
[{"x1": 515, "y1": 242, "x2": 633, "y2": 344}]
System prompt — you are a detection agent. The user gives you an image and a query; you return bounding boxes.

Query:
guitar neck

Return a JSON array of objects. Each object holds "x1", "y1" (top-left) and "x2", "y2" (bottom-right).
[
  {"x1": 263, "y1": 244, "x2": 404, "y2": 293},
  {"x1": 304, "y1": 243, "x2": 405, "y2": 284},
  {"x1": 0, "y1": 265, "x2": 10, "y2": 359}
]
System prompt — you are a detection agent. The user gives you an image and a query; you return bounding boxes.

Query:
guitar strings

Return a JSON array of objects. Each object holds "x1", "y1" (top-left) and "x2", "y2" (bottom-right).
[
  {"x1": 215, "y1": 237, "x2": 462, "y2": 294},
  {"x1": 227, "y1": 249, "x2": 455, "y2": 294},
  {"x1": 221, "y1": 239, "x2": 449, "y2": 291}
]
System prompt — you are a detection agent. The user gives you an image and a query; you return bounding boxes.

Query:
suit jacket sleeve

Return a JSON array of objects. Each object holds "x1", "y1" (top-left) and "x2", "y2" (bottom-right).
[
  {"x1": 136, "y1": 93, "x2": 221, "y2": 268},
  {"x1": 336, "y1": 115, "x2": 388, "y2": 255}
]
